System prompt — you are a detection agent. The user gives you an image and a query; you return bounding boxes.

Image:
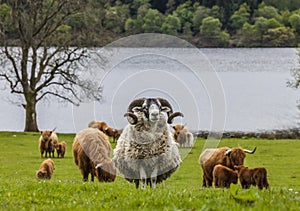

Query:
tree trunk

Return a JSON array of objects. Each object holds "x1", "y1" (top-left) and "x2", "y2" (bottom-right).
[{"x1": 24, "y1": 100, "x2": 39, "y2": 132}]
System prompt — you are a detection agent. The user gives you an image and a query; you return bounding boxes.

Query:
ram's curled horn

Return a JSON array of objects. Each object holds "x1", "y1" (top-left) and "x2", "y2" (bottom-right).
[
  {"x1": 124, "y1": 112, "x2": 139, "y2": 125},
  {"x1": 158, "y1": 98, "x2": 184, "y2": 124},
  {"x1": 244, "y1": 146, "x2": 257, "y2": 154},
  {"x1": 124, "y1": 98, "x2": 146, "y2": 125}
]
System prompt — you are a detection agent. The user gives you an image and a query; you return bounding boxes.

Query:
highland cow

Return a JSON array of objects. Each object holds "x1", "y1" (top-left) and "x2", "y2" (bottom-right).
[
  {"x1": 39, "y1": 130, "x2": 58, "y2": 158},
  {"x1": 234, "y1": 165, "x2": 269, "y2": 190},
  {"x1": 72, "y1": 128, "x2": 116, "y2": 182},
  {"x1": 213, "y1": 164, "x2": 238, "y2": 188},
  {"x1": 88, "y1": 120, "x2": 121, "y2": 142},
  {"x1": 199, "y1": 146, "x2": 256, "y2": 187},
  {"x1": 36, "y1": 158, "x2": 55, "y2": 179},
  {"x1": 172, "y1": 124, "x2": 194, "y2": 148},
  {"x1": 57, "y1": 141, "x2": 67, "y2": 158}
]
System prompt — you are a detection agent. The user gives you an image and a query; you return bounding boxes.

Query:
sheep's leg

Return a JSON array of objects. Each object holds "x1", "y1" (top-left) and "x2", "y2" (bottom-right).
[
  {"x1": 139, "y1": 167, "x2": 147, "y2": 190},
  {"x1": 150, "y1": 167, "x2": 158, "y2": 189}
]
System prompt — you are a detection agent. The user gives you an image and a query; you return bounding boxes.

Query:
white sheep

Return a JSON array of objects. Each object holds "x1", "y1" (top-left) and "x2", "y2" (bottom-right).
[{"x1": 113, "y1": 98, "x2": 183, "y2": 189}]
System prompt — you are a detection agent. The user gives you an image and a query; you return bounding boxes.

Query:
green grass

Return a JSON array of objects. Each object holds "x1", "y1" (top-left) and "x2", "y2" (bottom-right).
[{"x1": 0, "y1": 132, "x2": 300, "y2": 210}]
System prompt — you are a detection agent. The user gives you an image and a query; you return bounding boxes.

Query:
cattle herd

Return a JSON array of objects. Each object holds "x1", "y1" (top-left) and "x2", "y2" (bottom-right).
[{"x1": 35, "y1": 97, "x2": 269, "y2": 191}]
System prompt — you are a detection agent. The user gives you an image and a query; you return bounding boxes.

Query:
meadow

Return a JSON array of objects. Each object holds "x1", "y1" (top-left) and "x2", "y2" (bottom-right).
[{"x1": 0, "y1": 131, "x2": 300, "y2": 210}]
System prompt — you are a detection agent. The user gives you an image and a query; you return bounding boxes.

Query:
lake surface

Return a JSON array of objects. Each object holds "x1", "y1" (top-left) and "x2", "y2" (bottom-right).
[{"x1": 0, "y1": 48, "x2": 299, "y2": 133}]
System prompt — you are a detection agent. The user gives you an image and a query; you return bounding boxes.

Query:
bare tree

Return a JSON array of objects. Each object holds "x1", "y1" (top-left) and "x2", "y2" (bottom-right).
[{"x1": 0, "y1": 0, "x2": 102, "y2": 132}]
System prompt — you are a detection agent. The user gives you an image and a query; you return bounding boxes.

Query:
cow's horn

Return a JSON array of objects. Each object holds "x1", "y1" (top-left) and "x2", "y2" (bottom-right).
[{"x1": 244, "y1": 147, "x2": 257, "y2": 154}]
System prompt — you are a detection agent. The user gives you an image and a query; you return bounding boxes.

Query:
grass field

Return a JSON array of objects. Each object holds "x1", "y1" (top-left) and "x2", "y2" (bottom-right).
[{"x1": 0, "y1": 131, "x2": 300, "y2": 210}]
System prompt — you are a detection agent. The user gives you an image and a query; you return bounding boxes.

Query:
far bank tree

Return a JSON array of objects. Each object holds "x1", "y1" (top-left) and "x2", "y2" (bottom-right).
[{"x1": 0, "y1": 1, "x2": 102, "y2": 132}]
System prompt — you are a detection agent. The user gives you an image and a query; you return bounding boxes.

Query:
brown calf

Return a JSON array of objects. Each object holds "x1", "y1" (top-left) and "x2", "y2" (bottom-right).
[
  {"x1": 234, "y1": 165, "x2": 269, "y2": 190},
  {"x1": 213, "y1": 164, "x2": 238, "y2": 188}
]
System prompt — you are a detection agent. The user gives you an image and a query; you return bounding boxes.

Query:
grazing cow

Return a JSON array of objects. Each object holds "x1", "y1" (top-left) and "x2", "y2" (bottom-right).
[
  {"x1": 199, "y1": 146, "x2": 256, "y2": 187},
  {"x1": 213, "y1": 164, "x2": 238, "y2": 188},
  {"x1": 36, "y1": 159, "x2": 55, "y2": 179},
  {"x1": 234, "y1": 165, "x2": 269, "y2": 190},
  {"x1": 72, "y1": 128, "x2": 116, "y2": 182}
]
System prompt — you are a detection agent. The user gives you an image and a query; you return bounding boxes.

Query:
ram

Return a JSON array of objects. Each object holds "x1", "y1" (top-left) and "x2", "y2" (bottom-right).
[
  {"x1": 199, "y1": 146, "x2": 256, "y2": 187},
  {"x1": 72, "y1": 128, "x2": 116, "y2": 182},
  {"x1": 113, "y1": 97, "x2": 183, "y2": 189}
]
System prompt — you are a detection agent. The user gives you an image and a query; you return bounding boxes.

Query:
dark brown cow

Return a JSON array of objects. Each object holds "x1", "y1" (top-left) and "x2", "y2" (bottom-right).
[
  {"x1": 234, "y1": 165, "x2": 269, "y2": 190},
  {"x1": 213, "y1": 164, "x2": 238, "y2": 188},
  {"x1": 199, "y1": 146, "x2": 256, "y2": 187}
]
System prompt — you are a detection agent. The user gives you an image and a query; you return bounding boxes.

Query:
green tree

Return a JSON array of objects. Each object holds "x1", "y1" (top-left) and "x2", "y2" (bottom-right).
[
  {"x1": 142, "y1": 9, "x2": 164, "y2": 33},
  {"x1": 289, "y1": 14, "x2": 300, "y2": 33},
  {"x1": 0, "y1": 3, "x2": 14, "y2": 38},
  {"x1": 161, "y1": 14, "x2": 181, "y2": 35},
  {"x1": 229, "y1": 3, "x2": 250, "y2": 30},
  {"x1": 263, "y1": 26, "x2": 295, "y2": 46},
  {"x1": 103, "y1": 4, "x2": 130, "y2": 33},
  {"x1": 193, "y1": 6, "x2": 210, "y2": 34},
  {"x1": 200, "y1": 16, "x2": 222, "y2": 37},
  {"x1": 173, "y1": 1, "x2": 194, "y2": 32},
  {"x1": 255, "y1": 2, "x2": 281, "y2": 21}
]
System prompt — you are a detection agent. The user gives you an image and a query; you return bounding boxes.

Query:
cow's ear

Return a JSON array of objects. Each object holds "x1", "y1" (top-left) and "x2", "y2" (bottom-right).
[{"x1": 225, "y1": 149, "x2": 231, "y2": 156}]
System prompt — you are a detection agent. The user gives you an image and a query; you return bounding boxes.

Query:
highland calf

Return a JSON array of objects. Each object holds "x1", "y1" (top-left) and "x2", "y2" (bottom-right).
[
  {"x1": 234, "y1": 165, "x2": 269, "y2": 190},
  {"x1": 36, "y1": 159, "x2": 55, "y2": 179},
  {"x1": 57, "y1": 141, "x2": 67, "y2": 158},
  {"x1": 172, "y1": 124, "x2": 194, "y2": 148},
  {"x1": 199, "y1": 146, "x2": 256, "y2": 187},
  {"x1": 73, "y1": 128, "x2": 116, "y2": 182},
  {"x1": 39, "y1": 130, "x2": 58, "y2": 158},
  {"x1": 213, "y1": 164, "x2": 238, "y2": 188}
]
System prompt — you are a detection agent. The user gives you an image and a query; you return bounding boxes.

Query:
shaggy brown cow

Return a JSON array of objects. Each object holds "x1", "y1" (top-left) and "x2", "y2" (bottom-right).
[
  {"x1": 199, "y1": 146, "x2": 256, "y2": 187},
  {"x1": 72, "y1": 128, "x2": 116, "y2": 182},
  {"x1": 234, "y1": 165, "x2": 269, "y2": 190},
  {"x1": 39, "y1": 130, "x2": 58, "y2": 158},
  {"x1": 36, "y1": 158, "x2": 55, "y2": 179},
  {"x1": 213, "y1": 164, "x2": 238, "y2": 188},
  {"x1": 57, "y1": 141, "x2": 67, "y2": 158}
]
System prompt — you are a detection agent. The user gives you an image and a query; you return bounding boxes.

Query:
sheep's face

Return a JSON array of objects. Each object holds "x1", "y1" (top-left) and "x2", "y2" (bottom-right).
[{"x1": 133, "y1": 98, "x2": 170, "y2": 123}]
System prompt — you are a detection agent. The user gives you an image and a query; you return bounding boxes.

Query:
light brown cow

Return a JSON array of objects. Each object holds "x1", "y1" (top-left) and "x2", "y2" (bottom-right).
[
  {"x1": 234, "y1": 165, "x2": 269, "y2": 190},
  {"x1": 72, "y1": 128, "x2": 116, "y2": 182},
  {"x1": 39, "y1": 130, "x2": 58, "y2": 158},
  {"x1": 36, "y1": 159, "x2": 55, "y2": 179}
]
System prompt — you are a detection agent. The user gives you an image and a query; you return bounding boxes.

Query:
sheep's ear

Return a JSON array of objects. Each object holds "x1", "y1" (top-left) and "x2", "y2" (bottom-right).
[
  {"x1": 40, "y1": 131, "x2": 43, "y2": 134},
  {"x1": 161, "y1": 106, "x2": 171, "y2": 113},
  {"x1": 172, "y1": 126, "x2": 176, "y2": 130},
  {"x1": 132, "y1": 106, "x2": 143, "y2": 113}
]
